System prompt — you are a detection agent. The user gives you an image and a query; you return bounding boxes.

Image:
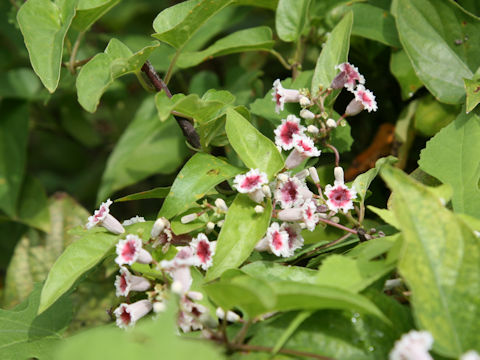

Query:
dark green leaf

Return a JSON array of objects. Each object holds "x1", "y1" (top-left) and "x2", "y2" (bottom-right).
[
  {"x1": 0, "y1": 68, "x2": 46, "y2": 100},
  {"x1": 414, "y1": 94, "x2": 459, "y2": 136},
  {"x1": 241, "y1": 261, "x2": 318, "y2": 284},
  {"x1": 275, "y1": 0, "x2": 312, "y2": 42},
  {"x1": 390, "y1": 49, "x2": 423, "y2": 100},
  {"x1": 15, "y1": 176, "x2": 50, "y2": 232},
  {"x1": 464, "y1": 76, "x2": 480, "y2": 113},
  {"x1": 352, "y1": 3, "x2": 400, "y2": 47},
  {"x1": 115, "y1": 187, "x2": 171, "y2": 202}
]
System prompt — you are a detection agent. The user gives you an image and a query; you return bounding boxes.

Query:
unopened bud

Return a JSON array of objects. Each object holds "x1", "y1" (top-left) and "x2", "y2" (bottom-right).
[
  {"x1": 216, "y1": 308, "x2": 240, "y2": 322},
  {"x1": 102, "y1": 214, "x2": 125, "y2": 235},
  {"x1": 345, "y1": 99, "x2": 364, "y2": 116},
  {"x1": 151, "y1": 217, "x2": 169, "y2": 238},
  {"x1": 277, "y1": 208, "x2": 303, "y2": 222},
  {"x1": 215, "y1": 198, "x2": 228, "y2": 212},
  {"x1": 248, "y1": 188, "x2": 265, "y2": 203},
  {"x1": 187, "y1": 291, "x2": 203, "y2": 301},
  {"x1": 300, "y1": 109, "x2": 315, "y2": 120},
  {"x1": 285, "y1": 149, "x2": 307, "y2": 169},
  {"x1": 307, "y1": 124, "x2": 319, "y2": 134},
  {"x1": 334, "y1": 166, "x2": 344, "y2": 185},
  {"x1": 206, "y1": 221, "x2": 215, "y2": 231},
  {"x1": 326, "y1": 118, "x2": 337, "y2": 128},
  {"x1": 254, "y1": 205, "x2": 264, "y2": 214},
  {"x1": 331, "y1": 71, "x2": 347, "y2": 89},
  {"x1": 295, "y1": 169, "x2": 309, "y2": 180},
  {"x1": 308, "y1": 167, "x2": 320, "y2": 184},
  {"x1": 181, "y1": 213, "x2": 198, "y2": 224},
  {"x1": 171, "y1": 281, "x2": 183, "y2": 294},
  {"x1": 153, "y1": 302, "x2": 166, "y2": 313},
  {"x1": 299, "y1": 96, "x2": 311, "y2": 107},
  {"x1": 331, "y1": 216, "x2": 340, "y2": 223},
  {"x1": 277, "y1": 173, "x2": 289, "y2": 182},
  {"x1": 262, "y1": 185, "x2": 271, "y2": 198},
  {"x1": 217, "y1": 220, "x2": 224, "y2": 228}
]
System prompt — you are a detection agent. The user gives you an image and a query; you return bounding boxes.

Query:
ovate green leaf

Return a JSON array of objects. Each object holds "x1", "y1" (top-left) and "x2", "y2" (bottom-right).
[
  {"x1": 226, "y1": 108, "x2": 284, "y2": 178},
  {"x1": 72, "y1": 0, "x2": 121, "y2": 31},
  {"x1": 17, "y1": 0, "x2": 78, "y2": 93},
  {"x1": 159, "y1": 153, "x2": 242, "y2": 219},
  {"x1": 275, "y1": 0, "x2": 312, "y2": 42},
  {"x1": 352, "y1": 3, "x2": 400, "y2": 47},
  {"x1": 115, "y1": 187, "x2": 170, "y2": 202}
]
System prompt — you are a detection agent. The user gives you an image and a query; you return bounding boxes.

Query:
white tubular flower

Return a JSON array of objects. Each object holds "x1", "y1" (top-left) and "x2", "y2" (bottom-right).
[
  {"x1": 160, "y1": 247, "x2": 196, "y2": 295},
  {"x1": 262, "y1": 185, "x2": 272, "y2": 198},
  {"x1": 114, "y1": 300, "x2": 153, "y2": 329},
  {"x1": 300, "y1": 109, "x2": 315, "y2": 120},
  {"x1": 332, "y1": 62, "x2": 365, "y2": 91},
  {"x1": 274, "y1": 115, "x2": 305, "y2": 151},
  {"x1": 181, "y1": 213, "x2": 198, "y2": 224},
  {"x1": 215, "y1": 198, "x2": 229, "y2": 212},
  {"x1": 190, "y1": 233, "x2": 216, "y2": 270},
  {"x1": 272, "y1": 79, "x2": 302, "y2": 113},
  {"x1": 115, "y1": 266, "x2": 151, "y2": 297},
  {"x1": 265, "y1": 222, "x2": 290, "y2": 257},
  {"x1": 151, "y1": 217, "x2": 169, "y2": 238},
  {"x1": 274, "y1": 176, "x2": 307, "y2": 209},
  {"x1": 295, "y1": 169, "x2": 309, "y2": 180},
  {"x1": 254, "y1": 237, "x2": 269, "y2": 252},
  {"x1": 353, "y1": 85, "x2": 377, "y2": 112},
  {"x1": 326, "y1": 118, "x2": 337, "y2": 128},
  {"x1": 233, "y1": 169, "x2": 268, "y2": 194},
  {"x1": 281, "y1": 222, "x2": 304, "y2": 254},
  {"x1": 122, "y1": 216, "x2": 145, "y2": 226},
  {"x1": 301, "y1": 199, "x2": 318, "y2": 231},
  {"x1": 86, "y1": 199, "x2": 125, "y2": 235},
  {"x1": 461, "y1": 351, "x2": 480, "y2": 360},
  {"x1": 285, "y1": 134, "x2": 321, "y2": 169},
  {"x1": 216, "y1": 308, "x2": 241, "y2": 322},
  {"x1": 345, "y1": 98, "x2": 365, "y2": 117},
  {"x1": 115, "y1": 234, "x2": 152, "y2": 266},
  {"x1": 389, "y1": 330, "x2": 434, "y2": 360},
  {"x1": 324, "y1": 183, "x2": 356, "y2": 214}
]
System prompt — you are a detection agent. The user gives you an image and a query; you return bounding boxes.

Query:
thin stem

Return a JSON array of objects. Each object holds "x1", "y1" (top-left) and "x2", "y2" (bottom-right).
[
  {"x1": 62, "y1": 57, "x2": 93, "y2": 69},
  {"x1": 229, "y1": 343, "x2": 335, "y2": 360},
  {"x1": 141, "y1": 61, "x2": 172, "y2": 97},
  {"x1": 316, "y1": 217, "x2": 357, "y2": 234},
  {"x1": 164, "y1": 49, "x2": 181, "y2": 85},
  {"x1": 325, "y1": 143, "x2": 340, "y2": 167},
  {"x1": 291, "y1": 36, "x2": 305, "y2": 80},
  {"x1": 269, "y1": 50, "x2": 292, "y2": 70},
  {"x1": 68, "y1": 32, "x2": 85, "y2": 75},
  {"x1": 232, "y1": 319, "x2": 251, "y2": 345},
  {"x1": 320, "y1": 232, "x2": 352, "y2": 250},
  {"x1": 336, "y1": 113, "x2": 346, "y2": 126}
]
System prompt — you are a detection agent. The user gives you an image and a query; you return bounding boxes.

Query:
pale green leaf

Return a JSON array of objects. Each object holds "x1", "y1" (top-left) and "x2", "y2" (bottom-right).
[
  {"x1": 76, "y1": 38, "x2": 159, "y2": 113},
  {"x1": 275, "y1": 0, "x2": 312, "y2": 42},
  {"x1": 72, "y1": 0, "x2": 120, "y2": 31},
  {"x1": 393, "y1": 0, "x2": 480, "y2": 104},
  {"x1": 241, "y1": 261, "x2": 318, "y2": 284},
  {"x1": 418, "y1": 109, "x2": 480, "y2": 217},
  {"x1": 159, "y1": 153, "x2": 242, "y2": 219},
  {"x1": 205, "y1": 194, "x2": 272, "y2": 281},
  {"x1": 381, "y1": 166, "x2": 480, "y2": 357},
  {"x1": 311, "y1": 11, "x2": 353, "y2": 96},
  {"x1": 226, "y1": 108, "x2": 284, "y2": 178},
  {"x1": 414, "y1": 94, "x2": 459, "y2": 137},
  {"x1": 464, "y1": 77, "x2": 480, "y2": 113},
  {"x1": 97, "y1": 96, "x2": 188, "y2": 202},
  {"x1": 17, "y1": 0, "x2": 78, "y2": 93}
]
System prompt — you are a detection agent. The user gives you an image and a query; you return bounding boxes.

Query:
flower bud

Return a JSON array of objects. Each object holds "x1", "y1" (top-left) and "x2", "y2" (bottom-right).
[
  {"x1": 345, "y1": 99, "x2": 364, "y2": 117},
  {"x1": 277, "y1": 208, "x2": 303, "y2": 222},
  {"x1": 300, "y1": 109, "x2": 315, "y2": 120},
  {"x1": 254, "y1": 205, "x2": 264, "y2": 214},
  {"x1": 326, "y1": 118, "x2": 337, "y2": 128},
  {"x1": 277, "y1": 173, "x2": 289, "y2": 182},
  {"x1": 262, "y1": 185, "x2": 271, "y2": 198},
  {"x1": 295, "y1": 169, "x2": 309, "y2": 180},
  {"x1": 307, "y1": 125, "x2": 319, "y2": 134},
  {"x1": 214, "y1": 198, "x2": 228, "y2": 212},
  {"x1": 248, "y1": 188, "x2": 265, "y2": 203},
  {"x1": 151, "y1": 217, "x2": 169, "y2": 238},
  {"x1": 308, "y1": 167, "x2": 320, "y2": 184},
  {"x1": 153, "y1": 302, "x2": 166, "y2": 313},
  {"x1": 334, "y1": 166, "x2": 344, "y2": 185},
  {"x1": 181, "y1": 213, "x2": 198, "y2": 224},
  {"x1": 299, "y1": 96, "x2": 311, "y2": 107}
]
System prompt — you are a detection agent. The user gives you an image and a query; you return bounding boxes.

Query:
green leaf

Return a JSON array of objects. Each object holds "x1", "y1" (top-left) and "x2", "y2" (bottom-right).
[
  {"x1": 17, "y1": 0, "x2": 78, "y2": 93},
  {"x1": 0, "y1": 68, "x2": 46, "y2": 100},
  {"x1": 15, "y1": 176, "x2": 50, "y2": 232},
  {"x1": 275, "y1": 0, "x2": 312, "y2": 42},
  {"x1": 311, "y1": 11, "x2": 353, "y2": 96},
  {"x1": 269, "y1": 281, "x2": 389, "y2": 323},
  {"x1": 38, "y1": 222, "x2": 153, "y2": 315},
  {"x1": 0, "y1": 283, "x2": 72, "y2": 360},
  {"x1": 225, "y1": 108, "x2": 284, "y2": 178},
  {"x1": 329, "y1": 121, "x2": 353, "y2": 153},
  {"x1": 97, "y1": 97, "x2": 188, "y2": 202},
  {"x1": 352, "y1": 156, "x2": 398, "y2": 203},
  {"x1": 464, "y1": 76, "x2": 480, "y2": 113},
  {"x1": 233, "y1": 0, "x2": 277, "y2": 9},
  {"x1": 76, "y1": 38, "x2": 159, "y2": 113},
  {"x1": 3, "y1": 195, "x2": 86, "y2": 308},
  {"x1": 351, "y1": 3, "x2": 400, "y2": 47},
  {"x1": 367, "y1": 205, "x2": 399, "y2": 229},
  {"x1": 241, "y1": 261, "x2": 318, "y2": 284},
  {"x1": 205, "y1": 194, "x2": 272, "y2": 281},
  {"x1": 381, "y1": 166, "x2": 480, "y2": 357},
  {"x1": 72, "y1": 0, "x2": 121, "y2": 31},
  {"x1": 393, "y1": 0, "x2": 480, "y2": 104},
  {"x1": 54, "y1": 302, "x2": 224, "y2": 360},
  {"x1": 418, "y1": 109, "x2": 480, "y2": 217},
  {"x1": 0, "y1": 102, "x2": 29, "y2": 217},
  {"x1": 115, "y1": 187, "x2": 171, "y2": 202},
  {"x1": 152, "y1": 0, "x2": 233, "y2": 49},
  {"x1": 159, "y1": 153, "x2": 242, "y2": 219},
  {"x1": 414, "y1": 94, "x2": 459, "y2": 137},
  {"x1": 316, "y1": 254, "x2": 395, "y2": 293},
  {"x1": 390, "y1": 49, "x2": 423, "y2": 100},
  {"x1": 176, "y1": 26, "x2": 274, "y2": 68}
]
